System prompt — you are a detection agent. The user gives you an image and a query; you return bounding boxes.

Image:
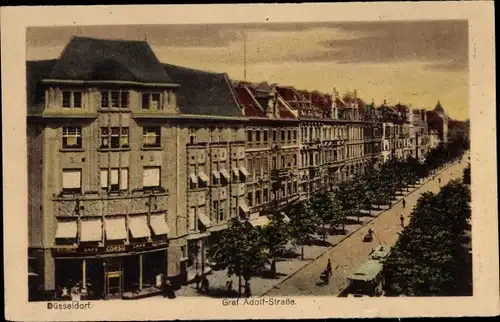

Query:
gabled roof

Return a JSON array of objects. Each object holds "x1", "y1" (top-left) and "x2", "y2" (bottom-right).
[
  {"x1": 47, "y1": 36, "x2": 175, "y2": 84},
  {"x1": 26, "y1": 59, "x2": 58, "y2": 108},
  {"x1": 163, "y1": 63, "x2": 243, "y2": 117},
  {"x1": 233, "y1": 85, "x2": 266, "y2": 117}
]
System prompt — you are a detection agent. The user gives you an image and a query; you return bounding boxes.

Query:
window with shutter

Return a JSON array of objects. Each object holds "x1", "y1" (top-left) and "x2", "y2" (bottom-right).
[
  {"x1": 62, "y1": 169, "x2": 81, "y2": 194},
  {"x1": 143, "y1": 167, "x2": 160, "y2": 189}
]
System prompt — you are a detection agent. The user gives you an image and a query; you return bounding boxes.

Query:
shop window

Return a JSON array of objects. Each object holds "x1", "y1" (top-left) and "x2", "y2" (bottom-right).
[
  {"x1": 62, "y1": 127, "x2": 82, "y2": 149},
  {"x1": 62, "y1": 169, "x2": 82, "y2": 194},
  {"x1": 143, "y1": 127, "x2": 161, "y2": 147},
  {"x1": 142, "y1": 93, "x2": 162, "y2": 110},
  {"x1": 62, "y1": 91, "x2": 82, "y2": 108},
  {"x1": 143, "y1": 166, "x2": 161, "y2": 190},
  {"x1": 263, "y1": 188, "x2": 268, "y2": 202}
]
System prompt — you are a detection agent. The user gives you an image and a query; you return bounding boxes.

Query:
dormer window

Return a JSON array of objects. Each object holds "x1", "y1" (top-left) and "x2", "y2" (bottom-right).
[
  {"x1": 142, "y1": 93, "x2": 162, "y2": 110},
  {"x1": 62, "y1": 91, "x2": 82, "y2": 108}
]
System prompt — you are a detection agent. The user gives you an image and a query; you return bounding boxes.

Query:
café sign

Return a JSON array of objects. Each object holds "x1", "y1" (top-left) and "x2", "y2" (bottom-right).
[{"x1": 53, "y1": 239, "x2": 168, "y2": 256}]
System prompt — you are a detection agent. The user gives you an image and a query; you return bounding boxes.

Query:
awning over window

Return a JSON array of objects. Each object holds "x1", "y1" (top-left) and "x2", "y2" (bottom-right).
[
  {"x1": 105, "y1": 216, "x2": 127, "y2": 240},
  {"x1": 198, "y1": 171, "x2": 209, "y2": 183},
  {"x1": 212, "y1": 170, "x2": 220, "y2": 180},
  {"x1": 239, "y1": 201, "x2": 250, "y2": 214},
  {"x1": 150, "y1": 213, "x2": 170, "y2": 236},
  {"x1": 129, "y1": 216, "x2": 151, "y2": 239},
  {"x1": 80, "y1": 219, "x2": 102, "y2": 242},
  {"x1": 232, "y1": 168, "x2": 239, "y2": 177},
  {"x1": 198, "y1": 210, "x2": 212, "y2": 228},
  {"x1": 220, "y1": 169, "x2": 230, "y2": 180},
  {"x1": 189, "y1": 173, "x2": 198, "y2": 185},
  {"x1": 249, "y1": 216, "x2": 270, "y2": 228},
  {"x1": 281, "y1": 212, "x2": 291, "y2": 224},
  {"x1": 239, "y1": 166, "x2": 250, "y2": 177},
  {"x1": 55, "y1": 221, "x2": 77, "y2": 239}
]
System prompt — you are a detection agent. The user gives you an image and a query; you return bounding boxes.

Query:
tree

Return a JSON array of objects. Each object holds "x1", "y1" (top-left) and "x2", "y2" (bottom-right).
[
  {"x1": 336, "y1": 180, "x2": 363, "y2": 222},
  {"x1": 327, "y1": 196, "x2": 347, "y2": 233},
  {"x1": 309, "y1": 192, "x2": 334, "y2": 241},
  {"x1": 463, "y1": 164, "x2": 471, "y2": 185},
  {"x1": 383, "y1": 180, "x2": 472, "y2": 296},
  {"x1": 207, "y1": 218, "x2": 268, "y2": 296},
  {"x1": 260, "y1": 204, "x2": 291, "y2": 277},
  {"x1": 288, "y1": 201, "x2": 319, "y2": 260}
]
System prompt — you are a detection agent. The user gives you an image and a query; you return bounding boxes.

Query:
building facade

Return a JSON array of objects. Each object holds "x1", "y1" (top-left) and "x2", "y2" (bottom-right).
[
  {"x1": 27, "y1": 37, "x2": 247, "y2": 300},
  {"x1": 28, "y1": 36, "x2": 437, "y2": 301}
]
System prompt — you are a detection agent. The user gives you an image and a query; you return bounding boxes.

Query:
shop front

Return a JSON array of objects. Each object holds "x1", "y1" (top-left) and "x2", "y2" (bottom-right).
[{"x1": 52, "y1": 240, "x2": 169, "y2": 300}]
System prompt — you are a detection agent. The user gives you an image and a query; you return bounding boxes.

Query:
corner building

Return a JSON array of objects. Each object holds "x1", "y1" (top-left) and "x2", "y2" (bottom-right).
[{"x1": 27, "y1": 37, "x2": 247, "y2": 300}]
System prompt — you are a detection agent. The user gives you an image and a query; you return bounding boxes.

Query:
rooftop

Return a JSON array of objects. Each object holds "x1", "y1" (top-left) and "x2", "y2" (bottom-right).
[
  {"x1": 46, "y1": 36, "x2": 175, "y2": 84},
  {"x1": 163, "y1": 63, "x2": 243, "y2": 117}
]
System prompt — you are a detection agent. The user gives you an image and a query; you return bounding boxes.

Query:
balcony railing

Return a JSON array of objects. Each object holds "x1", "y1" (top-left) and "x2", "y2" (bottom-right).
[{"x1": 270, "y1": 168, "x2": 291, "y2": 180}]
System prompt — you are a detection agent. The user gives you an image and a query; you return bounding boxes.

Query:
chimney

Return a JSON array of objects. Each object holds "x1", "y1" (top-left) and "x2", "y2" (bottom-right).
[
  {"x1": 266, "y1": 89, "x2": 278, "y2": 119},
  {"x1": 330, "y1": 91, "x2": 337, "y2": 120}
]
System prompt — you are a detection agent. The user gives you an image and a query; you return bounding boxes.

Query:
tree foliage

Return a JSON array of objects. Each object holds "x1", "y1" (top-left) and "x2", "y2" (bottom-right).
[
  {"x1": 382, "y1": 180, "x2": 472, "y2": 296},
  {"x1": 207, "y1": 218, "x2": 268, "y2": 284}
]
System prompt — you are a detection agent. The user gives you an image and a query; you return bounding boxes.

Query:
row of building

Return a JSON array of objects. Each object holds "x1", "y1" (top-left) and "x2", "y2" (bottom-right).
[{"x1": 27, "y1": 36, "x2": 449, "y2": 300}]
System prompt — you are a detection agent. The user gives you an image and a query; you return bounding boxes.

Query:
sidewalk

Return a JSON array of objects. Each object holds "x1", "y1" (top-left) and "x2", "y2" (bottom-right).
[{"x1": 175, "y1": 160, "x2": 462, "y2": 298}]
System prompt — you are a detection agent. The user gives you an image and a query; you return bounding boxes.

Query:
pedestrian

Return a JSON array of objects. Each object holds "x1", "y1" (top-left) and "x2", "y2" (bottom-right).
[
  {"x1": 327, "y1": 259, "x2": 332, "y2": 276},
  {"x1": 402, "y1": 199, "x2": 406, "y2": 208},
  {"x1": 201, "y1": 276, "x2": 210, "y2": 294},
  {"x1": 438, "y1": 178, "x2": 441, "y2": 185},
  {"x1": 244, "y1": 280, "x2": 251, "y2": 298},
  {"x1": 195, "y1": 273, "x2": 201, "y2": 290},
  {"x1": 400, "y1": 214, "x2": 404, "y2": 228},
  {"x1": 226, "y1": 280, "x2": 233, "y2": 293}
]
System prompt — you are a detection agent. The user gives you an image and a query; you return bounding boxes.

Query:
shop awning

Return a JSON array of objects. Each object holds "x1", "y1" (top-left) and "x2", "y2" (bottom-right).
[
  {"x1": 232, "y1": 167, "x2": 239, "y2": 177},
  {"x1": 198, "y1": 211, "x2": 212, "y2": 228},
  {"x1": 239, "y1": 166, "x2": 250, "y2": 177},
  {"x1": 129, "y1": 216, "x2": 151, "y2": 239},
  {"x1": 105, "y1": 216, "x2": 127, "y2": 240},
  {"x1": 150, "y1": 214, "x2": 170, "y2": 236},
  {"x1": 80, "y1": 219, "x2": 102, "y2": 242},
  {"x1": 189, "y1": 173, "x2": 198, "y2": 185},
  {"x1": 220, "y1": 169, "x2": 230, "y2": 180},
  {"x1": 239, "y1": 201, "x2": 250, "y2": 213},
  {"x1": 281, "y1": 212, "x2": 291, "y2": 224},
  {"x1": 212, "y1": 170, "x2": 220, "y2": 180},
  {"x1": 55, "y1": 220, "x2": 77, "y2": 239},
  {"x1": 198, "y1": 171, "x2": 209, "y2": 183},
  {"x1": 249, "y1": 216, "x2": 270, "y2": 228}
]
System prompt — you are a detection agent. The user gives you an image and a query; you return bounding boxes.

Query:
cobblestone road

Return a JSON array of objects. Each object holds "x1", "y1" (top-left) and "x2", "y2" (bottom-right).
[{"x1": 265, "y1": 156, "x2": 469, "y2": 296}]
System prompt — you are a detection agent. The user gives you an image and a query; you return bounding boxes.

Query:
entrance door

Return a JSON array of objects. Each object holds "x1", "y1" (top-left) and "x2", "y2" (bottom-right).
[{"x1": 104, "y1": 259, "x2": 123, "y2": 299}]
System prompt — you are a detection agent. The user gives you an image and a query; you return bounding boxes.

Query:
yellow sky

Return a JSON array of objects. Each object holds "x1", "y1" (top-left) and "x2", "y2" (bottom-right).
[{"x1": 26, "y1": 22, "x2": 469, "y2": 120}]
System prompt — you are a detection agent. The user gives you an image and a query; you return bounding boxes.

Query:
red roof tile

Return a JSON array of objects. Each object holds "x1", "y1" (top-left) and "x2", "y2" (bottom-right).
[{"x1": 233, "y1": 85, "x2": 266, "y2": 117}]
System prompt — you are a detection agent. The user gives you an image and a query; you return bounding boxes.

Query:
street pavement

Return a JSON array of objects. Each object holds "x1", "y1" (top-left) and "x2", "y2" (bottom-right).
[
  {"x1": 140, "y1": 154, "x2": 469, "y2": 299},
  {"x1": 265, "y1": 154, "x2": 469, "y2": 296}
]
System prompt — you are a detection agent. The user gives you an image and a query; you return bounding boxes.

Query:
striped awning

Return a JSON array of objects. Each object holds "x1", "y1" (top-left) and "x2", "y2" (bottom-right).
[
  {"x1": 55, "y1": 221, "x2": 77, "y2": 239},
  {"x1": 150, "y1": 213, "x2": 170, "y2": 236}
]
